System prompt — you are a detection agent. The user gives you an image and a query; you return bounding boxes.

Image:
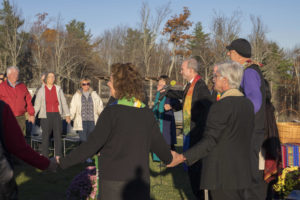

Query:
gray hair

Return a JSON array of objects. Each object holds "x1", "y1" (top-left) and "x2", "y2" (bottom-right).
[
  {"x1": 7, "y1": 66, "x2": 19, "y2": 75},
  {"x1": 216, "y1": 61, "x2": 244, "y2": 89},
  {"x1": 184, "y1": 58, "x2": 199, "y2": 72}
]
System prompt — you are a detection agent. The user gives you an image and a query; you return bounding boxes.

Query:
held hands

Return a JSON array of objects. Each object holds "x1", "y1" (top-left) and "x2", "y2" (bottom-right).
[
  {"x1": 164, "y1": 104, "x2": 172, "y2": 111},
  {"x1": 65, "y1": 116, "x2": 71, "y2": 124},
  {"x1": 48, "y1": 157, "x2": 58, "y2": 172},
  {"x1": 28, "y1": 115, "x2": 35, "y2": 124},
  {"x1": 47, "y1": 156, "x2": 61, "y2": 172},
  {"x1": 167, "y1": 150, "x2": 186, "y2": 168}
]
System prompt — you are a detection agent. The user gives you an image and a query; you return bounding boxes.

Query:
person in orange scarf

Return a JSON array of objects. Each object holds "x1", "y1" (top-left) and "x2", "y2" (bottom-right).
[{"x1": 166, "y1": 58, "x2": 212, "y2": 200}]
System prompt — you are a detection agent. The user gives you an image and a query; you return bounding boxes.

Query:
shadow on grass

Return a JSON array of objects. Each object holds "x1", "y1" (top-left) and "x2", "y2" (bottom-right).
[{"x1": 150, "y1": 145, "x2": 196, "y2": 200}]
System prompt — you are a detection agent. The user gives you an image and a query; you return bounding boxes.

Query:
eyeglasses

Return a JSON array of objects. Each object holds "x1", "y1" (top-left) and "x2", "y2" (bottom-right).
[
  {"x1": 212, "y1": 74, "x2": 223, "y2": 81},
  {"x1": 82, "y1": 83, "x2": 90, "y2": 86}
]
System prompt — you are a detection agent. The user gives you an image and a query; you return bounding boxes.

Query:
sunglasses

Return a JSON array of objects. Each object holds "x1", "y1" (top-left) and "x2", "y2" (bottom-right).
[{"x1": 82, "y1": 83, "x2": 90, "y2": 86}]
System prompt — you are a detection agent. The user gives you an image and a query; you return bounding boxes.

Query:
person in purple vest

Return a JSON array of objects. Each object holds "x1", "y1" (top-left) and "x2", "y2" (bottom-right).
[{"x1": 226, "y1": 38, "x2": 266, "y2": 200}]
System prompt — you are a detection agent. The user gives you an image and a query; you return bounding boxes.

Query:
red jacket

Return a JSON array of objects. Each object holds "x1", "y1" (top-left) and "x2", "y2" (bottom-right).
[
  {"x1": 2, "y1": 101, "x2": 49, "y2": 170},
  {"x1": 0, "y1": 80, "x2": 35, "y2": 116}
]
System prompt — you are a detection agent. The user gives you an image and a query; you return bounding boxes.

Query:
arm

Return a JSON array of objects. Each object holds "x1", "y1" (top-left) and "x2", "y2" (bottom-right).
[
  {"x1": 150, "y1": 119, "x2": 173, "y2": 165},
  {"x1": 3, "y1": 103, "x2": 50, "y2": 170},
  {"x1": 33, "y1": 89, "x2": 42, "y2": 117},
  {"x1": 241, "y1": 69, "x2": 262, "y2": 113},
  {"x1": 25, "y1": 86, "x2": 35, "y2": 116},
  {"x1": 69, "y1": 94, "x2": 77, "y2": 120},
  {"x1": 166, "y1": 89, "x2": 184, "y2": 100},
  {"x1": 183, "y1": 103, "x2": 228, "y2": 166},
  {"x1": 95, "y1": 93, "x2": 104, "y2": 115},
  {"x1": 60, "y1": 89, "x2": 70, "y2": 117},
  {"x1": 59, "y1": 107, "x2": 112, "y2": 169}
]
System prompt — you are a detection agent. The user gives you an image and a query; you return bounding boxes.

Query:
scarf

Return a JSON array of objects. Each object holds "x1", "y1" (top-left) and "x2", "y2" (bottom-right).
[
  {"x1": 112, "y1": 97, "x2": 145, "y2": 108},
  {"x1": 182, "y1": 75, "x2": 201, "y2": 136},
  {"x1": 152, "y1": 92, "x2": 167, "y2": 162},
  {"x1": 219, "y1": 88, "x2": 244, "y2": 100}
]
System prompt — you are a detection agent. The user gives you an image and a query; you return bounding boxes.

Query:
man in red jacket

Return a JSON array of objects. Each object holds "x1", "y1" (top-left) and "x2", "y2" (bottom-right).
[{"x1": 0, "y1": 66, "x2": 35, "y2": 136}]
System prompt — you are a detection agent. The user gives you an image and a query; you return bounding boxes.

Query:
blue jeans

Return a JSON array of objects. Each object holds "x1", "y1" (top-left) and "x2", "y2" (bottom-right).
[{"x1": 78, "y1": 121, "x2": 95, "y2": 142}]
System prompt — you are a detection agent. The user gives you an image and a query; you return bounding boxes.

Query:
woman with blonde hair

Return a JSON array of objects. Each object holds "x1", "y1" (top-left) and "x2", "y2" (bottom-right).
[
  {"x1": 70, "y1": 78, "x2": 103, "y2": 142},
  {"x1": 58, "y1": 63, "x2": 172, "y2": 200}
]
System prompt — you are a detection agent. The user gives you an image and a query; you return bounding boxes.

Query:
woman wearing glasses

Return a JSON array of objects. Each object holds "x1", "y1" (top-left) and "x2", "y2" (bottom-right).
[{"x1": 70, "y1": 78, "x2": 103, "y2": 142}]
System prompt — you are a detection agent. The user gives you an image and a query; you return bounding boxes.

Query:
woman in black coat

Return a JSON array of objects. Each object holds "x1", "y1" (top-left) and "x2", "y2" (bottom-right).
[{"x1": 57, "y1": 63, "x2": 172, "y2": 200}]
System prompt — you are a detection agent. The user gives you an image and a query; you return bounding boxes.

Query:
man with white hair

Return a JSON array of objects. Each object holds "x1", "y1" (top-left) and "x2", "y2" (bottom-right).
[
  {"x1": 0, "y1": 66, "x2": 35, "y2": 136},
  {"x1": 168, "y1": 61, "x2": 255, "y2": 200},
  {"x1": 166, "y1": 58, "x2": 212, "y2": 200}
]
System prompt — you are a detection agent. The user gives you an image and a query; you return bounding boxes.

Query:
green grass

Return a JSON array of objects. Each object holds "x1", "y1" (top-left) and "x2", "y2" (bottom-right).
[{"x1": 15, "y1": 137, "x2": 195, "y2": 200}]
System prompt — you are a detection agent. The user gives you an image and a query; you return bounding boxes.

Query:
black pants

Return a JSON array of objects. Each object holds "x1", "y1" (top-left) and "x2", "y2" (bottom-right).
[
  {"x1": 41, "y1": 112, "x2": 62, "y2": 158},
  {"x1": 188, "y1": 160, "x2": 204, "y2": 200},
  {"x1": 245, "y1": 130, "x2": 266, "y2": 200},
  {"x1": 210, "y1": 189, "x2": 246, "y2": 200}
]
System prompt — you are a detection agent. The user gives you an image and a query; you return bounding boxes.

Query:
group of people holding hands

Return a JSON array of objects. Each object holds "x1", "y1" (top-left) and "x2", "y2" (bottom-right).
[{"x1": 0, "y1": 38, "x2": 273, "y2": 200}]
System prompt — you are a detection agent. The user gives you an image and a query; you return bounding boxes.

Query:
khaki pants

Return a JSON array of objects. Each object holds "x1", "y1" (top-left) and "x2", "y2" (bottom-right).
[{"x1": 16, "y1": 115, "x2": 26, "y2": 136}]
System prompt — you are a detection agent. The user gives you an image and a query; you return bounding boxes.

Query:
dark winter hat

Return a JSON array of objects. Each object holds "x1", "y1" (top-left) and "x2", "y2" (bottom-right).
[{"x1": 226, "y1": 38, "x2": 251, "y2": 58}]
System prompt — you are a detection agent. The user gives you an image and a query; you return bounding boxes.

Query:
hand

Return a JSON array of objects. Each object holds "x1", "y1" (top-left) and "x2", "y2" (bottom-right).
[
  {"x1": 167, "y1": 151, "x2": 186, "y2": 168},
  {"x1": 28, "y1": 115, "x2": 35, "y2": 124},
  {"x1": 55, "y1": 156, "x2": 60, "y2": 165},
  {"x1": 65, "y1": 116, "x2": 71, "y2": 124},
  {"x1": 164, "y1": 104, "x2": 172, "y2": 111},
  {"x1": 48, "y1": 157, "x2": 58, "y2": 172}
]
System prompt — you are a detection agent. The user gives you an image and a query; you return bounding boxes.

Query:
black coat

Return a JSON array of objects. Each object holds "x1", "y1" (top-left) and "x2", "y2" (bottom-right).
[
  {"x1": 167, "y1": 78, "x2": 212, "y2": 146},
  {"x1": 184, "y1": 96, "x2": 254, "y2": 190}
]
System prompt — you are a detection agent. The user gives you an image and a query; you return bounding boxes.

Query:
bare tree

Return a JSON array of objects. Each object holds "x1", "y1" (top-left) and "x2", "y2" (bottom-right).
[
  {"x1": 140, "y1": 2, "x2": 170, "y2": 77},
  {"x1": 210, "y1": 10, "x2": 242, "y2": 63}
]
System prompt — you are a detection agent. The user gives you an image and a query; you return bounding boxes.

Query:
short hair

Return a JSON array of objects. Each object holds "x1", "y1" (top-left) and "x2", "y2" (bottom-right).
[
  {"x1": 158, "y1": 75, "x2": 170, "y2": 85},
  {"x1": 7, "y1": 66, "x2": 19, "y2": 75},
  {"x1": 45, "y1": 72, "x2": 56, "y2": 83},
  {"x1": 183, "y1": 58, "x2": 199, "y2": 72},
  {"x1": 80, "y1": 77, "x2": 91, "y2": 85},
  {"x1": 216, "y1": 61, "x2": 244, "y2": 89},
  {"x1": 111, "y1": 63, "x2": 145, "y2": 101}
]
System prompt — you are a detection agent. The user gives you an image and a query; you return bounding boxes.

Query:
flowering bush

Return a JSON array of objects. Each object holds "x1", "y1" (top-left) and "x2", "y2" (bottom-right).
[
  {"x1": 273, "y1": 166, "x2": 300, "y2": 197},
  {"x1": 66, "y1": 166, "x2": 98, "y2": 200}
]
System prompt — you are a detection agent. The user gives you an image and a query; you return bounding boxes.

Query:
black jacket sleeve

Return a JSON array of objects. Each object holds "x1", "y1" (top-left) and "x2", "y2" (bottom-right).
[
  {"x1": 60, "y1": 107, "x2": 112, "y2": 169},
  {"x1": 183, "y1": 102, "x2": 229, "y2": 166},
  {"x1": 150, "y1": 119, "x2": 172, "y2": 165}
]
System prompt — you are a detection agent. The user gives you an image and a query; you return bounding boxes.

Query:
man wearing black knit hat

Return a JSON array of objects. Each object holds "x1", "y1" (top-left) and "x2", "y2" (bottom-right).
[{"x1": 226, "y1": 38, "x2": 266, "y2": 200}]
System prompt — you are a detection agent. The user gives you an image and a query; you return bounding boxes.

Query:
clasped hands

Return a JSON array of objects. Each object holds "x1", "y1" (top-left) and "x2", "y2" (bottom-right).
[
  {"x1": 47, "y1": 156, "x2": 61, "y2": 172},
  {"x1": 167, "y1": 151, "x2": 186, "y2": 167}
]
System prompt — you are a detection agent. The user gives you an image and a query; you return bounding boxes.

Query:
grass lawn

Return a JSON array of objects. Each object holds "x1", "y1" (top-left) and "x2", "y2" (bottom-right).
[{"x1": 15, "y1": 137, "x2": 196, "y2": 200}]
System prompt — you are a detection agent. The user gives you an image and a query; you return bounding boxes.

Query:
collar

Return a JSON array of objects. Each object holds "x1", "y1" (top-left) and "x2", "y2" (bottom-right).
[
  {"x1": 219, "y1": 89, "x2": 244, "y2": 100},
  {"x1": 7, "y1": 80, "x2": 19, "y2": 88}
]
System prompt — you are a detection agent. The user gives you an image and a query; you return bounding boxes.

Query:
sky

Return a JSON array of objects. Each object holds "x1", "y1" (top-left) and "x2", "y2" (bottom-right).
[{"x1": 12, "y1": 0, "x2": 300, "y2": 50}]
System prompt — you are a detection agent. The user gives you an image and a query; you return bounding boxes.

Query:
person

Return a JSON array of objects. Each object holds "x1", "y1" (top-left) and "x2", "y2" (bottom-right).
[
  {"x1": 166, "y1": 58, "x2": 212, "y2": 200},
  {"x1": 0, "y1": 73, "x2": 4, "y2": 84},
  {"x1": 226, "y1": 38, "x2": 266, "y2": 200},
  {"x1": 0, "y1": 100, "x2": 56, "y2": 199},
  {"x1": 0, "y1": 66, "x2": 35, "y2": 136},
  {"x1": 152, "y1": 75, "x2": 180, "y2": 160},
  {"x1": 34, "y1": 72, "x2": 71, "y2": 158},
  {"x1": 57, "y1": 63, "x2": 173, "y2": 200},
  {"x1": 262, "y1": 79, "x2": 282, "y2": 200},
  {"x1": 70, "y1": 78, "x2": 103, "y2": 141},
  {"x1": 168, "y1": 61, "x2": 255, "y2": 200}
]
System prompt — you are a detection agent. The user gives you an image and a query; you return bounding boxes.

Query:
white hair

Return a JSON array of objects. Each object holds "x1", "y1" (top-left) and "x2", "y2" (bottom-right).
[
  {"x1": 7, "y1": 66, "x2": 20, "y2": 75},
  {"x1": 216, "y1": 61, "x2": 244, "y2": 89},
  {"x1": 184, "y1": 58, "x2": 199, "y2": 72}
]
